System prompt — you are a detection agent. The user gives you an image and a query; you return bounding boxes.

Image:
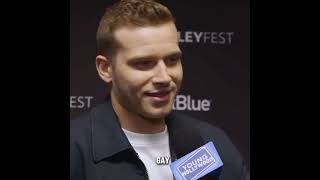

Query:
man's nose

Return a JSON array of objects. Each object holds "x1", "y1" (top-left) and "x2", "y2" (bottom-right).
[{"x1": 152, "y1": 60, "x2": 171, "y2": 85}]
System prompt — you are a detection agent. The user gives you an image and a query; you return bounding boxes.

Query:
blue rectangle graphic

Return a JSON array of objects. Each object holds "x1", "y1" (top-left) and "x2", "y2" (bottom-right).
[{"x1": 170, "y1": 142, "x2": 223, "y2": 180}]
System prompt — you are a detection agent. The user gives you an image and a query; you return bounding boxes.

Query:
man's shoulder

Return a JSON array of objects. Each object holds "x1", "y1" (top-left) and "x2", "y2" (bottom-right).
[
  {"x1": 169, "y1": 111, "x2": 225, "y2": 137},
  {"x1": 70, "y1": 108, "x2": 92, "y2": 144},
  {"x1": 70, "y1": 102, "x2": 109, "y2": 128},
  {"x1": 70, "y1": 103, "x2": 105, "y2": 140},
  {"x1": 70, "y1": 110, "x2": 91, "y2": 131}
]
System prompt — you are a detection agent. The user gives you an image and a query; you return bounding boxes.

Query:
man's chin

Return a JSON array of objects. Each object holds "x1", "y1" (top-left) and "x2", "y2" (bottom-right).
[{"x1": 142, "y1": 107, "x2": 172, "y2": 120}]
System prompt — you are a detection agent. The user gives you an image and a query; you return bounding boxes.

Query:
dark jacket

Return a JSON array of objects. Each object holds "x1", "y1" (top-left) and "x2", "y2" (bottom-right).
[{"x1": 70, "y1": 101, "x2": 249, "y2": 180}]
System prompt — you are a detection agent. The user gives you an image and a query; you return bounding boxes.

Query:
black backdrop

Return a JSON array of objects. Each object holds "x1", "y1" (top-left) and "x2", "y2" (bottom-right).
[{"x1": 70, "y1": 0, "x2": 250, "y2": 170}]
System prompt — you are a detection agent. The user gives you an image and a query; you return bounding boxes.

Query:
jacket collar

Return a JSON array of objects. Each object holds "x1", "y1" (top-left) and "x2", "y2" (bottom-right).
[
  {"x1": 90, "y1": 100, "x2": 183, "y2": 163},
  {"x1": 90, "y1": 101, "x2": 132, "y2": 162}
]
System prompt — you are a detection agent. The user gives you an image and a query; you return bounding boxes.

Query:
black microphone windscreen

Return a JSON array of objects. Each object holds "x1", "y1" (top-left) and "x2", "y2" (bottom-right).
[{"x1": 171, "y1": 127, "x2": 204, "y2": 158}]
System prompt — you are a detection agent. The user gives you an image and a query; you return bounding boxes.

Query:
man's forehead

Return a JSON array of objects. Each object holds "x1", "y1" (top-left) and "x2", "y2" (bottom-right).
[{"x1": 113, "y1": 22, "x2": 179, "y2": 48}]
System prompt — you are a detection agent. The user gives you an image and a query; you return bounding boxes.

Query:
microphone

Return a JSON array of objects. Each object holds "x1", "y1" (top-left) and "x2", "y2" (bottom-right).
[
  {"x1": 170, "y1": 128, "x2": 223, "y2": 180},
  {"x1": 171, "y1": 127, "x2": 204, "y2": 159}
]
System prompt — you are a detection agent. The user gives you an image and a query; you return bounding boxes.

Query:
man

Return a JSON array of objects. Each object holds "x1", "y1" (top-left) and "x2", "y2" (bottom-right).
[{"x1": 70, "y1": 0, "x2": 249, "y2": 179}]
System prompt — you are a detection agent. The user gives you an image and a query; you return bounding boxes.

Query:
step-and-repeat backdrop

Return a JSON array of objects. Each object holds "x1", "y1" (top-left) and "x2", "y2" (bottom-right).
[{"x1": 71, "y1": 0, "x2": 250, "y2": 170}]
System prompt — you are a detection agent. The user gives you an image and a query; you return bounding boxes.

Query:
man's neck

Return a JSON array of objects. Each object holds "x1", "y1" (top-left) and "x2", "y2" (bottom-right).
[{"x1": 111, "y1": 93, "x2": 166, "y2": 134}]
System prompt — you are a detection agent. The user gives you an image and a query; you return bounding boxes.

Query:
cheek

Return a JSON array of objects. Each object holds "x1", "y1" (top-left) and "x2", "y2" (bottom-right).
[
  {"x1": 114, "y1": 68, "x2": 152, "y2": 93},
  {"x1": 170, "y1": 65, "x2": 183, "y2": 84}
]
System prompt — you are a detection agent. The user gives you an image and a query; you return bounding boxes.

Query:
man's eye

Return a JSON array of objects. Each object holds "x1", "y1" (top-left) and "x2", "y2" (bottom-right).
[
  {"x1": 134, "y1": 60, "x2": 155, "y2": 70},
  {"x1": 166, "y1": 56, "x2": 180, "y2": 66}
]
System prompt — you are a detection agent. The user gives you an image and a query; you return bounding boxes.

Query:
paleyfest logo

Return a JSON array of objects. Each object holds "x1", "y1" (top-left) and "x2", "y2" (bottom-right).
[
  {"x1": 70, "y1": 94, "x2": 213, "y2": 112},
  {"x1": 173, "y1": 95, "x2": 212, "y2": 112},
  {"x1": 178, "y1": 31, "x2": 234, "y2": 44},
  {"x1": 70, "y1": 96, "x2": 94, "y2": 109}
]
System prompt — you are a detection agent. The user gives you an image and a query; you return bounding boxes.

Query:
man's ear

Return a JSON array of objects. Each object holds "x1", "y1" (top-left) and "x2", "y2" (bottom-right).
[{"x1": 96, "y1": 55, "x2": 113, "y2": 83}]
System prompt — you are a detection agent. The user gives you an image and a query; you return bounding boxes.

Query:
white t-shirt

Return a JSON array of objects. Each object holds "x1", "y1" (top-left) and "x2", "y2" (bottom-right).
[{"x1": 122, "y1": 125, "x2": 174, "y2": 180}]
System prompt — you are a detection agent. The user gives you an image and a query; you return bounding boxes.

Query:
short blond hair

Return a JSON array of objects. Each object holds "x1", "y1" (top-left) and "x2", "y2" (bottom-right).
[{"x1": 96, "y1": 0, "x2": 175, "y2": 58}]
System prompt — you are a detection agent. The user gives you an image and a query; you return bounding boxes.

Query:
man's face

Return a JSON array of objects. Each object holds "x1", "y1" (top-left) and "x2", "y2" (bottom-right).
[{"x1": 111, "y1": 22, "x2": 183, "y2": 119}]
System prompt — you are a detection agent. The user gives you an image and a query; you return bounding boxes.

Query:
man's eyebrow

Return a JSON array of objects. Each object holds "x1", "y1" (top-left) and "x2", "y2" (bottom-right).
[
  {"x1": 163, "y1": 51, "x2": 182, "y2": 59},
  {"x1": 128, "y1": 55, "x2": 158, "y2": 62},
  {"x1": 128, "y1": 51, "x2": 182, "y2": 62}
]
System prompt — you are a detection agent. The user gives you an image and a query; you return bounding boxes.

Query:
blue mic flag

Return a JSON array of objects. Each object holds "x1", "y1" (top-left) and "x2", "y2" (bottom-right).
[{"x1": 170, "y1": 141, "x2": 223, "y2": 180}]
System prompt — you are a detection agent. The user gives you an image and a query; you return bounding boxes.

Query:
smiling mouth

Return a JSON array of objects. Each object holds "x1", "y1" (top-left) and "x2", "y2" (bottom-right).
[
  {"x1": 145, "y1": 90, "x2": 172, "y2": 102},
  {"x1": 145, "y1": 90, "x2": 170, "y2": 97}
]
